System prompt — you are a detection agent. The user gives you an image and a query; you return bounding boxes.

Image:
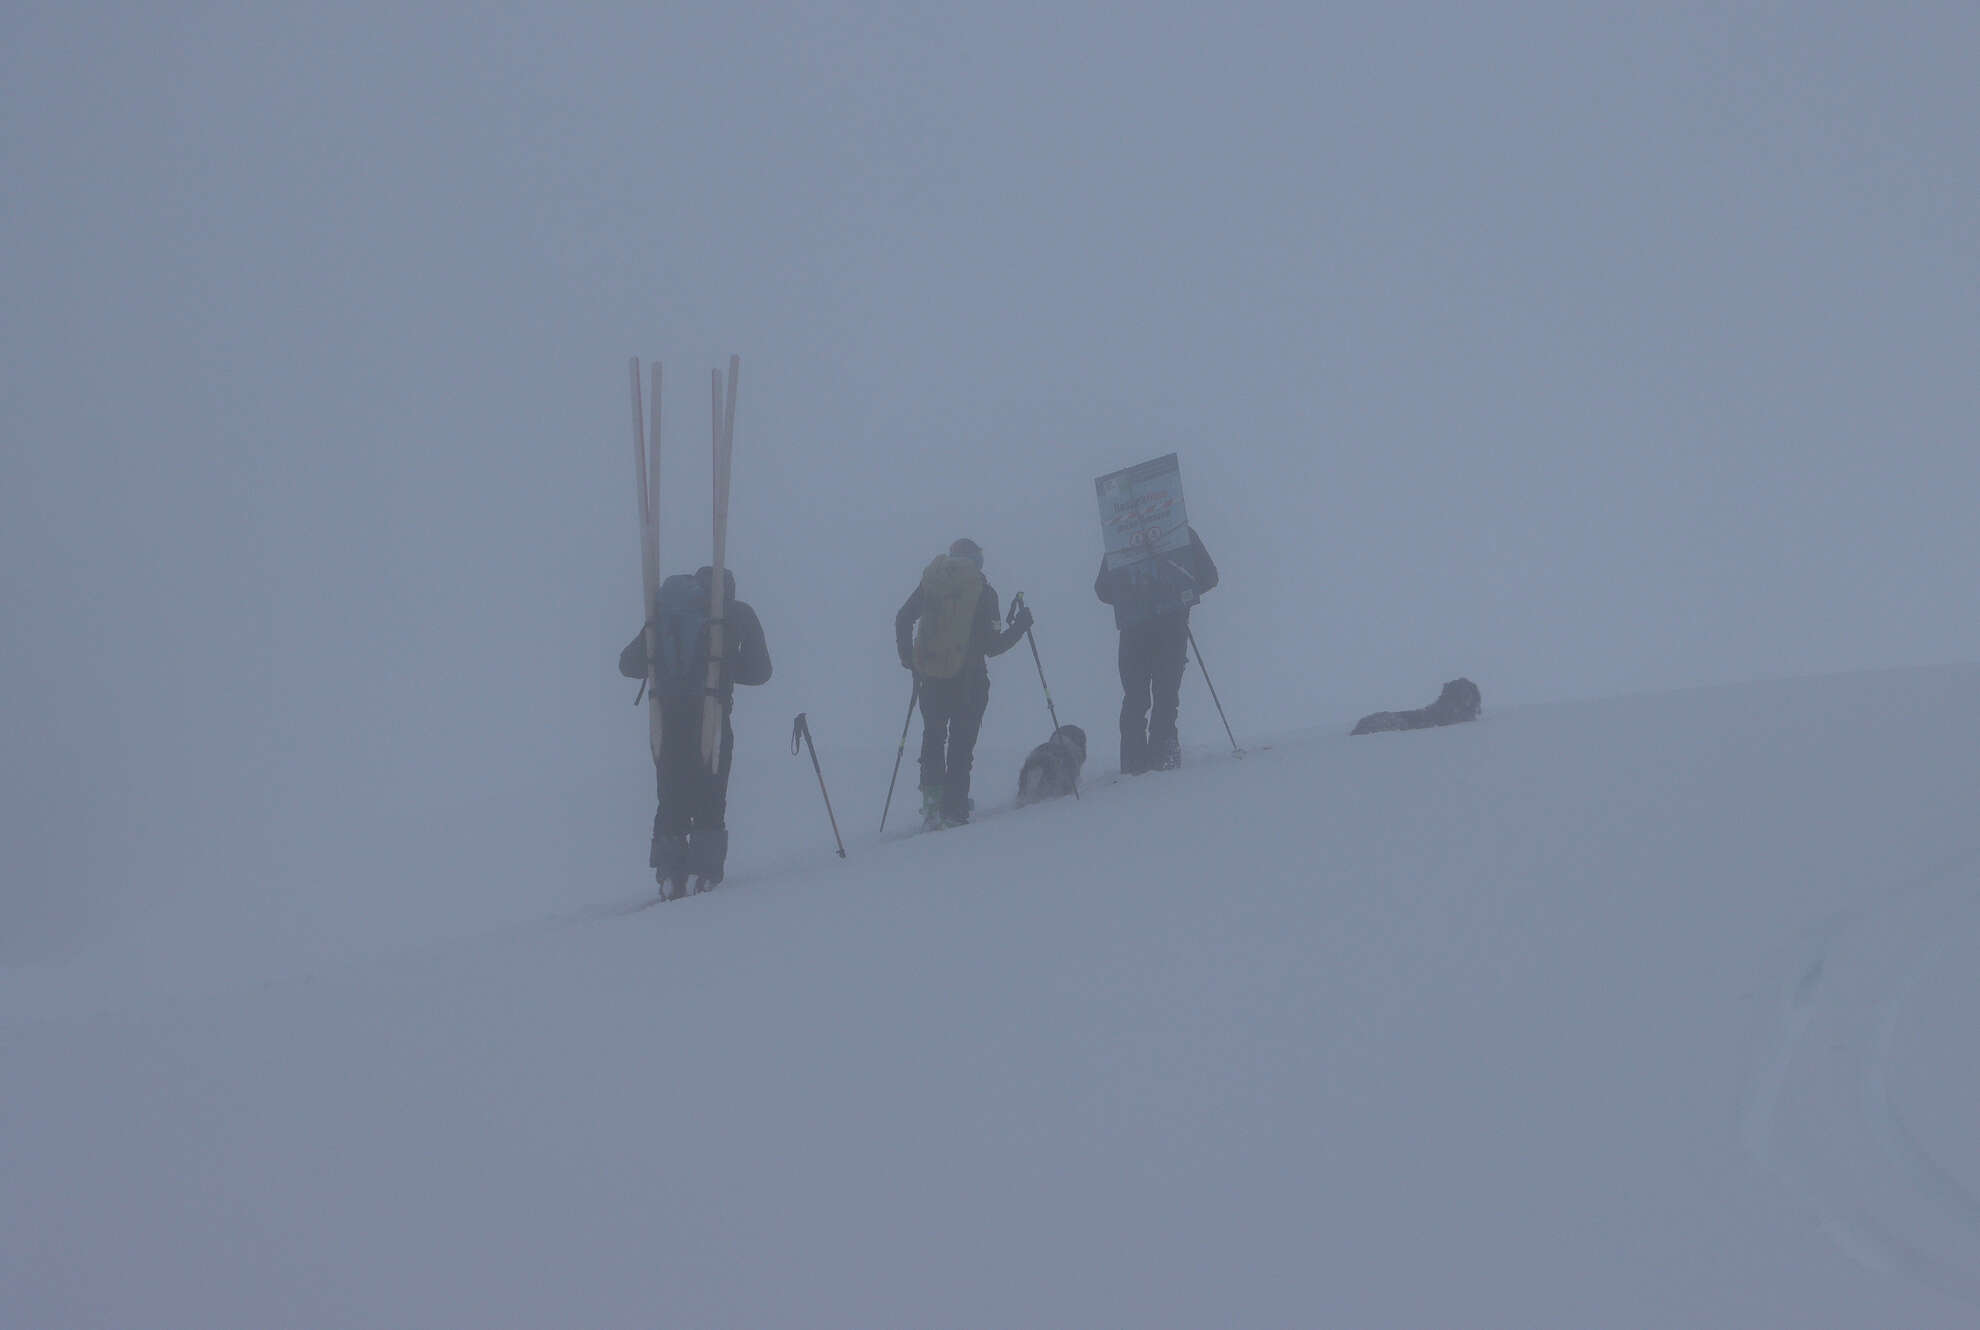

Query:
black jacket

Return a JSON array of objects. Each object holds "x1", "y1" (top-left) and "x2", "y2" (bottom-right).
[
  {"x1": 620, "y1": 567, "x2": 772, "y2": 702},
  {"x1": 1095, "y1": 527, "x2": 1219, "y2": 632},
  {"x1": 895, "y1": 575, "x2": 1026, "y2": 680}
]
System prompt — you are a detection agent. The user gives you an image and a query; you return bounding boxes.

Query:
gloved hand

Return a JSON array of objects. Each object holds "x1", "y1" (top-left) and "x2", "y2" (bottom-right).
[
  {"x1": 1010, "y1": 605, "x2": 1034, "y2": 634},
  {"x1": 899, "y1": 646, "x2": 916, "y2": 671}
]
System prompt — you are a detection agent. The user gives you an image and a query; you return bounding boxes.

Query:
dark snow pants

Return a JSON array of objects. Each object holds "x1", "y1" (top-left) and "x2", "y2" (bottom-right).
[
  {"x1": 650, "y1": 698, "x2": 736, "y2": 879},
  {"x1": 917, "y1": 670, "x2": 990, "y2": 821},
  {"x1": 1118, "y1": 613, "x2": 1189, "y2": 774}
]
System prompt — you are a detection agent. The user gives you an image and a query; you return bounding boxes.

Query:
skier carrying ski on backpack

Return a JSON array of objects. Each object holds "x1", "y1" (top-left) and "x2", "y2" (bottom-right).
[
  {"x1": 619, "y1": 565, "x2": 772, "y2": 896},
  {"x1": 894, "y1": 538, "x2": 1031, "y2": 829},
  {"x1": 1095, "y1": 526, "x2": 1218, "y2": 774}
]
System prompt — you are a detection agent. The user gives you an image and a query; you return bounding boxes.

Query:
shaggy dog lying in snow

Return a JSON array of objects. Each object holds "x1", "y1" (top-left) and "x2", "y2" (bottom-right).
[
  {"x1": 1016, "y1": 724, "x2": 1087, "y2": 806},
  {"x1": 1351, "y1": 678, "x2": 1482, "y2": 736}
]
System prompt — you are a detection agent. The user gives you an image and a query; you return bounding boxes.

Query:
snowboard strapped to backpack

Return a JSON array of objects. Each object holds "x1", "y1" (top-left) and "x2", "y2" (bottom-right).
[
  {"x1": 651, "y1": 572, "x2": 726, "y2": 702},
  {"x1": 912, "y1": 554, "x2": 985, "y2": 679}
]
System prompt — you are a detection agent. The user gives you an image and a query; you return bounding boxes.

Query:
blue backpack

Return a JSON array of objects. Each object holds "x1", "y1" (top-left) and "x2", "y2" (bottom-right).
[{"x1": 650, "y1": 574, "x2": 717, "y2": 703}]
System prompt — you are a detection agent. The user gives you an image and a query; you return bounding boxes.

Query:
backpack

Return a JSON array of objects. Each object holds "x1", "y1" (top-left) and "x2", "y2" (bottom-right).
[
  {"x1": 1103, "y1": 549, "x2": 1202, "y2": 631},
  {"x1": 650, "y1": 573, "x2": 720, "y2": 703},
  {"x1": 912, "y1": 554, "x2": 985, "y2": 679}
]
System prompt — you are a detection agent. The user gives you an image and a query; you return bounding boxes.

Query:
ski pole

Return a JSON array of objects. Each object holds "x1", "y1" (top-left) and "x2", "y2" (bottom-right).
[
  {"x1": 1187, "y1": 626, "x2": 1243, "y2": 756},
  {"x1": 1008, "y1": 593, "x2": 1076, "y2": 798},
  {"x1": 791, "y1": 713, "x2": 847, "y2": 858},
  {"x1": 879, "y1": 675, "x2": 920, "y2": 832}
]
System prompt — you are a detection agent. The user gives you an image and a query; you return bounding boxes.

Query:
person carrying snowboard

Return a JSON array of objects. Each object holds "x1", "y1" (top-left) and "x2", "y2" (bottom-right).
[
  {"x1": 894, "y1": 538, "x2": 1031, "y2": 829},
  {"x1": 1094, "y1": 526, "x2": 1218, "y2": 774},
  {"x1": 619, "y1": 565, "x2": 772, "y2": 895}
]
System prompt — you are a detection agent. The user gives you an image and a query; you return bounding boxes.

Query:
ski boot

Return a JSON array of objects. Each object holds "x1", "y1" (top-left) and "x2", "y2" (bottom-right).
[
  {"x1": 919, "y1": 784, "x2": 945, "y2": 832},
  {"x1": 652, "y1": 833, "x2": 691, "y2": 901},
  {"x1": 1121, "y1": 733, "x2": 1151, "y2": 777},
  {"x1": 686, "y1": 828, "x2": 728, "y2": 893}
]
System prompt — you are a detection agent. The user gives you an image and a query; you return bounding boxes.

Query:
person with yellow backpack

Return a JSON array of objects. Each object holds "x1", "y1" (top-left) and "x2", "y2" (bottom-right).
[{"x1": 893, "y1": 538, "x2": 1033, "y2": 829}]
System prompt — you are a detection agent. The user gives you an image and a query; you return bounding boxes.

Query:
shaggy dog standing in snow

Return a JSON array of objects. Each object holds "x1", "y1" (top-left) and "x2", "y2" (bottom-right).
[
  {"x1": 1017, "y1": 725, "x2": 1088, "y2": 806},
  {"x1": 1351, "y1": 678, "x2": 1482, "y2": 736}
]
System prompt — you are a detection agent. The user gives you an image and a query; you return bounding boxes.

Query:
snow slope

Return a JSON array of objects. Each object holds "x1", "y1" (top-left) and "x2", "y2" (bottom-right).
[{"x1": 6, "y1": 665, "x2": 1980, "y2": 1327}]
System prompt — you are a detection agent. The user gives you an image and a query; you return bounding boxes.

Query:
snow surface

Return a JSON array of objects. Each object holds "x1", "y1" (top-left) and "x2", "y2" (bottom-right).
[{"x1": 6, "y1": 664, "x2": 1980, "y2": 1327}]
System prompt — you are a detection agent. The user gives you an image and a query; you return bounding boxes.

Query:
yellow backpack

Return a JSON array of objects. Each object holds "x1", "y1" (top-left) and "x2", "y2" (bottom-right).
[{"x1": 912, "y1": 554, "x2": 986, "y2": 679}]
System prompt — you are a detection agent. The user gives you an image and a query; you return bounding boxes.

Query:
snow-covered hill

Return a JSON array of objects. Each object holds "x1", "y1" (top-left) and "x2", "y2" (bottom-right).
[{"x1": 6, "y1": 665, "x2": 1979, "y2": 1327}]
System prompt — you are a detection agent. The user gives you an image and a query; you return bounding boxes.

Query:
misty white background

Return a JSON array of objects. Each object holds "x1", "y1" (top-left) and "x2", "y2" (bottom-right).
[{"x1": 5, "y1": 1, "x2": 1976, "y2": 964}]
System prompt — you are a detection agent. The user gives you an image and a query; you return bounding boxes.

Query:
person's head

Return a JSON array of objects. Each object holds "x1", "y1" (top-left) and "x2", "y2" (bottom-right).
[
  {"x1": 695, "y1": 566, "x2": 738, "y2": 600},
  {"x1": 949, "y1": 538, "x2": 984, "y2": 569}
]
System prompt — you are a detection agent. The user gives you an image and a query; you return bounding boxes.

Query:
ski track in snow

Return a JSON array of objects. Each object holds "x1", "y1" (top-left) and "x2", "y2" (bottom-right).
[{"x1": 1744, "y1": 846, "x2": 1980, "y2": 1305}]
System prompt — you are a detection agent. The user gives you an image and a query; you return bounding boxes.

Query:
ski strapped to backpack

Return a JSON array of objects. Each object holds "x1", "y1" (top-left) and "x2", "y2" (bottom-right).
[
  {"x1": 630, "y1": 360, "x2": 664, "y2": 757},
  {"x1": 701, "y1": 357, "x2": 739, "y2": 770}
]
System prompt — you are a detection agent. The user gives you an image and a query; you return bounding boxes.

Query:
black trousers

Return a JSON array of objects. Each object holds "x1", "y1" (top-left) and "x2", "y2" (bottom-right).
[
  {"x1": 917, "y1": 670, "x2": 990, "y2": 819},
  {"x1": 1118, "y1": 613, "x2": 1189, "y2": 773},
  {"x1": 650, "y1": 699, "x2": 735, "y2": 860}
]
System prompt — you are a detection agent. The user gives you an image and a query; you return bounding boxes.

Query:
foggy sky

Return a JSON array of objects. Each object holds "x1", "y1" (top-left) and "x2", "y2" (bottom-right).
[{"x1": 6, "y1": 1, "x2": 1977, "y2": 962}]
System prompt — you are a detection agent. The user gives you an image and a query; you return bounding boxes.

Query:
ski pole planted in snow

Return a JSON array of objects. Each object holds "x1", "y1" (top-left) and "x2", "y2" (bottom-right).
[
  {"x1": 1007, "y1": 592, "x2": 1076, "y2": 798},
  {"x1": 791, "y1": 713, "x2": 847, "y2": 858},
  {"x1": 1187, "y1": 627, "x2": 1243, "y2": 756},
  {"x1": 880, "y1": 675, "x2": 920, "y2": 833}
]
